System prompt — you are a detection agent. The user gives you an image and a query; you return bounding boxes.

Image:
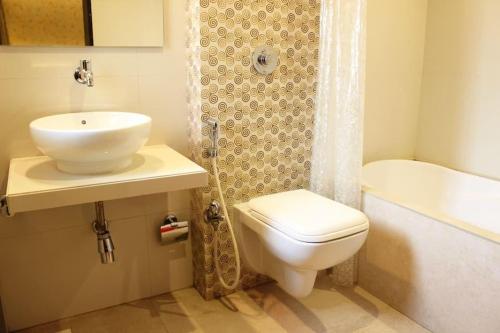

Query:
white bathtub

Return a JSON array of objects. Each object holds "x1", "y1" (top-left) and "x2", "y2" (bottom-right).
[{"x1": 359, "y1": 160, "x2": 500, "y2": 333}]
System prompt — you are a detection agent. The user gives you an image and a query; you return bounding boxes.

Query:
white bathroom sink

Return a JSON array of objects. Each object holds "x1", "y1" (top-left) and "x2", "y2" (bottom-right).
[{"x1": 30, "y1": 112, "x2": 151, "y2": 174}]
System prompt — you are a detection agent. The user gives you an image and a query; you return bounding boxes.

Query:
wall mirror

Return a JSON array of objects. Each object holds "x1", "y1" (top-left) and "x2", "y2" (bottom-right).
[{"x1": 0, "y1": 0, "x2": 164, "y2": 47}]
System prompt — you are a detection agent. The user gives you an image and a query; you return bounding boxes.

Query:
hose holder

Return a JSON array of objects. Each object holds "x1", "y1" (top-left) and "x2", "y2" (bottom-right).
[{"x1": 205, "y1": 118, "x2": 219, "y2": 158}]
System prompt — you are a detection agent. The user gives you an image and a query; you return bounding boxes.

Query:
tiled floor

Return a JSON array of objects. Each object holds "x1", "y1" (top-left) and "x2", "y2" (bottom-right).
[{"x1": 18, "y1": 277, "x2": 430, "y2": 333}]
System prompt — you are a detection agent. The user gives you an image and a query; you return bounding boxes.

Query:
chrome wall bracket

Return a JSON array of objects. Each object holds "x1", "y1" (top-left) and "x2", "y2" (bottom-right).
[{"x1": 0, "y1": 195, "x2": 12, "y2": 218}]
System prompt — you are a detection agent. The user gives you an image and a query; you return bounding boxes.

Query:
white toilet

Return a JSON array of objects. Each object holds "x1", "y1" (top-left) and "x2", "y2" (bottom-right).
[{"x1": 233, "y1": 189, "x2": 369, "y2": 298}]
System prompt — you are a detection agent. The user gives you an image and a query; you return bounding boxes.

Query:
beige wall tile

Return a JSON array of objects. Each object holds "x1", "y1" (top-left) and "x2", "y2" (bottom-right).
[
  {"x1": 103, "y1": 194, "x2": 168, "y2": 222},
  {"x1": 137, "y1": 75, "x2": 189, "y2": 153},
  {"x1": 0, "y1": 0, "x2": 192, "y2": 330},
  {"x1": 0, "y1": 217, "x2": 151, "y2": 330},
  {"x1": 167, "y1": 190, "x2": 191, "y2": 214},
  {"x1": 0, "y1": 48, "x2": 136, "y2": 80},
  {"x1": 0, "y1": 204, "x2": 93, "y2": 239},
  {"x1": 146, "y1": 214, "x2": 193, "y2": 296}
]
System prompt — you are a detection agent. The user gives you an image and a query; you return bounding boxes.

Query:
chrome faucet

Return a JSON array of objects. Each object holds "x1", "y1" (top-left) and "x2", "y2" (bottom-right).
[
  {"x1": 204, "y1": 200, "x2": 224, "y2": 230},
  {"x1": 74, "y1": 59, "x2": 94, "y2": 87}
]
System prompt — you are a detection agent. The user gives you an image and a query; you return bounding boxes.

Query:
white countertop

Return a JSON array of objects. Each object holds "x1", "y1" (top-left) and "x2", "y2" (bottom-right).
[{"x1": 5, "y1": 145, "x2": 207, "y2": 215}]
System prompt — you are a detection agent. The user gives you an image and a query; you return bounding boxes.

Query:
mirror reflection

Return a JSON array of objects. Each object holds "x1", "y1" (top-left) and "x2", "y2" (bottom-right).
[{"x1": 0, "y1": 0, "x2": 164, "y2": 47}]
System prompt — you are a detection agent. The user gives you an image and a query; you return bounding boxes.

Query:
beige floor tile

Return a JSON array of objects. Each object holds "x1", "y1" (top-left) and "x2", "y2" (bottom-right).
[
  {"x1": 17, "y1": 299, "x2": 166, "y2": 333},
  {"x1": 308, "y1": 276, "x2": 429, "y2": 333},
  {"x1": 246, "y1": 284, "x2": 328, "y2": 333},
  {"x1": 66, "y1": 299, "x2": 165, "y2": 333},
  {"x1": 150, "y1": 288, "x2": 286, "y2": 333},
  {"x1": 243, "y1": 278, "x2": 429, "y2": 333},
  {"x1": 17, "y1": 281, "x2": 430, "y2": 333},
  {"x1": 15, "y1": 322, "x2": 72, "y2": 333}
]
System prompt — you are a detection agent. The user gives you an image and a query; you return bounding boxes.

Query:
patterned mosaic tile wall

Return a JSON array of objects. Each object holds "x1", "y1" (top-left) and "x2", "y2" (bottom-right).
[{"x1": 188, "y1": 0, "x2": 320, "y2": 299}]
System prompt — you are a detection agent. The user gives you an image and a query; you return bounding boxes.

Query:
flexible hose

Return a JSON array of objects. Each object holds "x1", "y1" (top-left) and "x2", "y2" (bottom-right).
[{"x1": 211, "y1": 157, "x2": 241, "y2": 290}]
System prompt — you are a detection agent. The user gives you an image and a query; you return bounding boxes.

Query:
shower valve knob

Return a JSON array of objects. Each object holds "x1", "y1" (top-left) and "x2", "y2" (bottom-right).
[{"x1": 252, "y1": 46, "x2": 279, "y2": 75}]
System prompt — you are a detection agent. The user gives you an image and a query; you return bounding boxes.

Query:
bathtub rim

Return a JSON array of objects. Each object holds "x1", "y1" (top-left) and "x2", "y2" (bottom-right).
[{"x1": 362, "y1": 160, "x2": 500, "y2": 245}]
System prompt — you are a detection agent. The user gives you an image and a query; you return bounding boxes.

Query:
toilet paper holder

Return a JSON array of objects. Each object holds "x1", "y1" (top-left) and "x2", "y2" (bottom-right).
[{"x1": 160, "y1": 214, "x2": 189, "y2": 244}]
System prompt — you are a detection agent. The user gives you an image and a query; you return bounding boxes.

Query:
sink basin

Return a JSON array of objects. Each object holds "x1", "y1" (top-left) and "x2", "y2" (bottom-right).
[{"x1": 30, "y1": 112, "x2": 151, "y2": 174}]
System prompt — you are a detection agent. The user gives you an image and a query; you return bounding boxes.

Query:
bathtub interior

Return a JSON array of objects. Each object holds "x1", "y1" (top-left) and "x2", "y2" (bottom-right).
[{"x1": 362, "y1": 160, "x2": 500, "y2": 236}]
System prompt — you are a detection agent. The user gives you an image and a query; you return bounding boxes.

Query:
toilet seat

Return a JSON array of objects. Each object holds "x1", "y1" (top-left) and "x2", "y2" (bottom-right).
[
  {"x1": 234, "y1": 190, "x2": 369, "y2": 297},
  {"x1": 248, "y1": 189, "x2": 369, "y2": 243}
]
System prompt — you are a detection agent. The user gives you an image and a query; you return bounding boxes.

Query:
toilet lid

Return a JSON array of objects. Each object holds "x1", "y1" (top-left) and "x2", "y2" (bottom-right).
[{"x1": 248, "y1": 189, "x2": 369, "y2": 243}]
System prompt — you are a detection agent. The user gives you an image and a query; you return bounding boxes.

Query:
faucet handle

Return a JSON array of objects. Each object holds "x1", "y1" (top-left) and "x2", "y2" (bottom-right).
[
  {"x1": 75, "y1": 59, "x2": 94, "y2": 87},
  {"x1": 80, "y1": 59, "x2": 91, "y2": 71}
]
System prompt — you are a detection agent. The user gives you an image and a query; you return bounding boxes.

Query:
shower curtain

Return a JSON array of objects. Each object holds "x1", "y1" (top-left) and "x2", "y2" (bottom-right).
[{"x1": 310, "y1": 0, "x2": 367, "y2": 286}]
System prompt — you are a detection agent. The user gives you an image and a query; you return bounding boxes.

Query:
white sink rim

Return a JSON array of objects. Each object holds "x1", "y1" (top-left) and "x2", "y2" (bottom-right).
[
  {"x1": 30, "y1": 111, "x2": 151, "y2": 175},
  {"x1": 30, "y1": 111, "x2": 151, "y2": 133}
]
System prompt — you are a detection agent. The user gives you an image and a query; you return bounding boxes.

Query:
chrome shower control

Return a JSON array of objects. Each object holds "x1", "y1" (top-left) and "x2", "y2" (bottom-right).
[
  {"x1": 252, "y1": 46, "x2": 279, "y2": 75},
  {"x1": 204, "y1": 200, "x2": 224, "y2": 230},
  {"x1": 257, "y1": 54, "x2": 268, "y2": 65}
]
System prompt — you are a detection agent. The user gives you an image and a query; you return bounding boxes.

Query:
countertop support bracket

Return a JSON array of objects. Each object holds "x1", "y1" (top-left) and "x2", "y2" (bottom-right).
[{"x1": 0, "y1": 195, "x2": 12, "y2": 218}]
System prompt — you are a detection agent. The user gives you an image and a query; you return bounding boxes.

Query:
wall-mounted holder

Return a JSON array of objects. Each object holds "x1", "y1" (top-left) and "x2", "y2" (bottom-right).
[
  {"x1": 205, "y1": 118, "x2": 219, "y2": 158},
  {"x1": 160, "y1": 214, "x2": 189, "y2": 244},
  {"x1": 252, "y1": 46, "x2": 279, "y2": 75}
]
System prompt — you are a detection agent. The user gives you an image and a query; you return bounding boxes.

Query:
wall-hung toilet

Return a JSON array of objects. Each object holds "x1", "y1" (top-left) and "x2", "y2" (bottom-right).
[{"x1": 233, "y1": 189, "x2": 369, "y2": 298}]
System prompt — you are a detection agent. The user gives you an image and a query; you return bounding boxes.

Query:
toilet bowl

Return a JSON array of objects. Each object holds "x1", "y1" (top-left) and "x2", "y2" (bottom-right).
[{"x1": 233, "y1": 189, "x2": 369, "y2": 298}]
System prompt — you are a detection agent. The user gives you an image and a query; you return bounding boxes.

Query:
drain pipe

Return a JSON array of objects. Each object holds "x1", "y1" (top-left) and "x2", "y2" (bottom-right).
[{"x1": 92, "y1": 201, "x2": 115, "y2": 264}]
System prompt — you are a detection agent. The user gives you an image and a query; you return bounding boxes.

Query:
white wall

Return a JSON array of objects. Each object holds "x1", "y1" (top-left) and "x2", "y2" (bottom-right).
[
  {"x1": 416, "y1": 0, "x2": 500, "y2": 181},
  {"x1": 0, "y1": 0, "x2": 192, "y2": 330},
  {"x1": 91, "y1": 0, "x2": 164, "y2": 47},
  {"x1": 364, "y1": 0, "x2": 428, "y2": 163}
]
